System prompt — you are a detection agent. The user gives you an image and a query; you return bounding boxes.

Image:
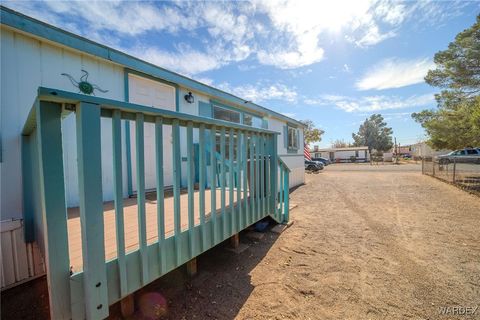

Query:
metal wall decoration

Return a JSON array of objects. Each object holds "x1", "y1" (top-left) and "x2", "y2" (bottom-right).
[{"x1": 61, "y1": 69, "x2": 108, "y2": 95}]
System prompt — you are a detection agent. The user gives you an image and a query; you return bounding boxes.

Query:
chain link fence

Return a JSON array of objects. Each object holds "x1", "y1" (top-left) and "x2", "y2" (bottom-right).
[{"x1": 422, "y1": 157, "x2": 480, "y2": 194}]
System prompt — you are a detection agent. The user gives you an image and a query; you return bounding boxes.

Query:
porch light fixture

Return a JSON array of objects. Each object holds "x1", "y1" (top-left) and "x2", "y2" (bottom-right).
[{"x1": 184, "y1": 92, "x2": 194, "y2": 104}]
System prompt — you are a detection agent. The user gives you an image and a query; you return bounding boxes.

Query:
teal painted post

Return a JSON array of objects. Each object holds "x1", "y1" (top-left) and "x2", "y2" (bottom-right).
[
  {"x1": 254, "y1": 134, "x2": 260, "y2": 221},
  {"x1": 172, "y1": 119, "x2": 182, "y2": 265},
  {"x1": 135, "y1": 113, "x2": 149, "y2": 285},
  {"x1": 220, "y1": 127, "x2": 226, "y2": 238},
  {"x1": 283, "y1": 166, "x2": 290, "y2": 222},
  {"x1": 265, "y1": 135, "x2": 270, "y2": 216},
  {"x1": 279, "y1": 162, "x2": 284, "y2": 220},
  {"x1": 228, "y1": 128, "x2": 234, "y2": 236},
  {"x1": 199, "y1": 124, "x2": 207, "y2": 251},
  {"x1": 210, "y1": 126, "x2": 218, "y2": 244},
  {"x1": 112, "y1": 110, "x2": 127, "y2": 297},
  {"x1": 124, "y1": 71, "x2": 133, "y2": 197},
  {"x1": 242, "y1": 132, "x2": 249, "y2": 228},
  {"x1": 155, "y1": 117, "x2": 166, "y2": 274},
  {"x1": 259, "y1": 134, "x2": 265, "y2": 217},
  {"x1": 235, "y1": 130, "x2": 242, "y2": 232},
  {"x1": 269, "y1": 135, "x2": 278, "y2": 218},
  {"x1": 21, "y1": 134, "x2": 34, "y2": 242},
  {"x1": 125, "y1": 121, "x2": 133, "y2": 196},
  {"x1": 249, "y1": 133, "x2": 255, "y2": 225},
  {"x1": 187, "y1": 122, "x2": 195, "y2": 258},
  {"x1": 76, "y1": 102, "x2": 109, "y2": 319},
  {"x1": 36, "y1": 101, "x2": 71, "y2": 319}
]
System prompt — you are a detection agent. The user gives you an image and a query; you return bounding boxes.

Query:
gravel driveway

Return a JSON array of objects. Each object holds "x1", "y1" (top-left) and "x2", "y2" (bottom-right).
[
  {"x1": 3, "y1": 163, "x2": 479, "y2": 320},
  {"x1": 144, "y1": 163, "x2": 479, "y2": 320}
]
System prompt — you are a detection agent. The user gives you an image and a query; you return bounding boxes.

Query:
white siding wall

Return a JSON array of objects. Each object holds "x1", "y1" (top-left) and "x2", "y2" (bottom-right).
[
  {"x1": 1, "y1": 27, "x2": 126, "y2": 219},
  {"x1": 335, "y1": 150, "x2": 357, "y2": 159},
  {"x1": 0, "y1": 26, "x2": 306, "y2": 219},
  {"x1": 178, "y1": 88, "x2": 211, "y2": 187},
  {"x1": 267, "y1": 117, "x2": 305, "y2": 188},
  {"x1": 1, "y1": 219, "x2": 45, "y2": 289}
]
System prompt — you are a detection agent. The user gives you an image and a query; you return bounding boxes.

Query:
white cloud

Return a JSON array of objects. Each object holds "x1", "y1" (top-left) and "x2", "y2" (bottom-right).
[
  {"x1": 305, "y1": 93, "x2": 435, "y2": 112},
  {"x1": 2, "y1": 0, "x2": 468, "y2": 73},
  {"x1": 356, "y1": 57, "x2": 435, "y2": 91},
  {"x1": 135, "y1": 46, "x2": 226, "y2": 76},
  {"x1": 45, "y1": 1, "x2": 196, "y2": 36},
  {"x1": 374, "y1": 0, "x2": 407, "y2": 25},
  {"x1": 281, "y1": 112, "x2": 297, "y2": 118},
  {"x1": 350, "y1": 24, "x2": 396, "y2": 47},
  {"x1": 218, "y1": 82, "x2": 298, "y2": 103}
]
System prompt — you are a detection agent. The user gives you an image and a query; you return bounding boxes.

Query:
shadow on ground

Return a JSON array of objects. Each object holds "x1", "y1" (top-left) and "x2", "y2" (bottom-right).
[
  {"x1": 109, "y1": 219, "x2": 279, "y2": 319},
  {"x1": 1, "y1": 218, "x2": 279, "y2": 320}
]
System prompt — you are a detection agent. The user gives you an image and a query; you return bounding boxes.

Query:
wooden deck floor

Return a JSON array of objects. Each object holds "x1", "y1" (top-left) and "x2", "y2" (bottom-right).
[{"x1": 67, "y1": 188, "x2": 240, "y2": 272}]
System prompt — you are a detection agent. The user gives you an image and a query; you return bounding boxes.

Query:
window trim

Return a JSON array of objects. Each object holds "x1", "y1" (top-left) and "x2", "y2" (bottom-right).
[
  {"x1": 287, "y1": 125, "x2": 299, "y2": 151},
  {"x1": 210, "y1": 99, "x2": 265, "y2": 127},
  {"x1": 212, "y1": 104, "x2": 241, "y2": 124}
]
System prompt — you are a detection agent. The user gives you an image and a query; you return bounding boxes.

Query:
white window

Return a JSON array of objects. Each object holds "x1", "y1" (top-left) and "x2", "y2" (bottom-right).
[
  {"x1": 288, "y1": 126, "x2": 298, "y2": 149},
  {"x1": 244, "y1": 114, "x2": 263, "y2": 128},
  {"x1": 213, "y1": 105, "x2": 240, "y2": 123}
]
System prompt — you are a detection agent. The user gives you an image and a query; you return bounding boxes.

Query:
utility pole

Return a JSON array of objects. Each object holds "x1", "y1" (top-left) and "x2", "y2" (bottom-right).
[{"x1": 394, "y1": 137, "x2": 398, "y2": 165}]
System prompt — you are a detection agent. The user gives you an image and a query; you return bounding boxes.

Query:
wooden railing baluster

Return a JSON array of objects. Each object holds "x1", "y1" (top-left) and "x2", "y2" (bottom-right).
[
  {"x1": 220, "y1": 127, "x2": 227, "y2": 238},
  {"x1": 187, "y1": 122, "x2": 195, "y2": 258},
  {"x1": 155, "y1": 117, "x2": 166, "y2": 274},
  {"x1": 112, "y1": 110, "x2": 127, "y2": 296},
  {"x1": 199, "y1": 124, "x2": 207, "y2": 251},
  {"x1": 135, "y1": 113, "x2": 149, "y2": 285},
  {"x1": 210, "y1": 126, "x2": 218, "y2": 244},
  {"x1": 172, "y1": 119, "x2": 182, "y2": 266},
  {"x1": 235, "y1": 130, "x2": 242, "y2": 232},
  {"x1": 229, "y1": 128, "x2": 235, "y2": 236}
]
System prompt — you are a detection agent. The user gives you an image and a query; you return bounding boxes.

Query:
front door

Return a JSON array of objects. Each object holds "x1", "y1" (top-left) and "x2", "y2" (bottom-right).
[{"x1": 128, "y1": 74, "x2": 176, "y2": 191}]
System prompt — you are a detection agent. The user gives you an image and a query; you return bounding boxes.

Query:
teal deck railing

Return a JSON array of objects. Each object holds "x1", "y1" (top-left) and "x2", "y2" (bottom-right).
[{"x1": 21, "y1": 87, "x2": 290, "y2": 319}]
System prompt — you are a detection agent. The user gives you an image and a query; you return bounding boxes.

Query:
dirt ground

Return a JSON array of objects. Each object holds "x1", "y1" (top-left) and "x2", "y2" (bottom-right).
[{"x1": 2, "y1": 163, "x2": 479, "y2": 319}]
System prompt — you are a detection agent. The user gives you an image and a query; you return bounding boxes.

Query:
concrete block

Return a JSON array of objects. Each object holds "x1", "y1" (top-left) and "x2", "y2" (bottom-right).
[
  {"x1": 245, "y1": 231, "x2": 265, "y2": 241},
  {"x1": 225, "y1": 242, "x2": 249, "y2": 254},
  {"x1": 271, "y1": 220, "x2": 294, "y2": 234}
]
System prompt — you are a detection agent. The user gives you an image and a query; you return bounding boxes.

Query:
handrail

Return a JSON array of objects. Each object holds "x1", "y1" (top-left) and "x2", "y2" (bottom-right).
[
  {"x1": 276, "y1": 157, "x2": 291, "y2": 223},
  {"x1": 23, "y1": 87, "x2": 280, "y2": 136},
  {"x1": 278, "y1": 157, "x2": 292, "y2": 173},
  {"x1": 21, "y1": 87, "x2": 284, "y2": 319}
]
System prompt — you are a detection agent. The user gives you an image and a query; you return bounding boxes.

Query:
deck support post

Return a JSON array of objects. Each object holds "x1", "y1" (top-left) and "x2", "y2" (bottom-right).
[
  {"x1": 120, "y1": 295, "x2": 135, "y2": 318},
  {"x1": 230, "y1": 233, "x2": 240, "y2": 249},
  {"x1": 186, "y1": 258, "x2": 197, "y2": 277},
  {"x1": 36, "y1": 101, "x2": 71, "y2": 319},
  {"x1": 76, "y1": 102, "x2": 109, "y2": 319}
]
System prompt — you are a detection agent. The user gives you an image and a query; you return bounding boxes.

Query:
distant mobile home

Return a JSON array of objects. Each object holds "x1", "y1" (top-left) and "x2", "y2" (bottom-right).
[
  {"x1": 0, "y1": 7, "x2": 303, "y2": 318},
  {"x1": 312, "y1": 146, "x2": 370, "y2": 163}
]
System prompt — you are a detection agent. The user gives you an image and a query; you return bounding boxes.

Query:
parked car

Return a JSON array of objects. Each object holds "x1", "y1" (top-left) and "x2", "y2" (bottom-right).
[
  {"x1": 305, "y1": 160, "x2": 324, "y2": 172},
  {"x1": 437, "y1": 148, "x2": 480, "y2": 164},
  {"x1": 311, "y1": 157, "x2": 331, "y2": 166}
]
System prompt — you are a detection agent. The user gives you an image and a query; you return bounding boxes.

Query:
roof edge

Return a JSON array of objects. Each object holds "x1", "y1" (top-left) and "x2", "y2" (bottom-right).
[{"x1": 0, "y1": 5, "x2": 304, "y2": 127}]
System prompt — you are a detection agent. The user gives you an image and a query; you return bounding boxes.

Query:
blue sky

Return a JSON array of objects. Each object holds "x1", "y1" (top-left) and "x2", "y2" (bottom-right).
[{"x1": 5, "y1": 0, "x2": 479, "y2": 147}]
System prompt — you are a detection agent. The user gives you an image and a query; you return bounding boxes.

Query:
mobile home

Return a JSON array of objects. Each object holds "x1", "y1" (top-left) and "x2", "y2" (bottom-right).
[
  {"x1": 0, "y1": 7, "x2": 304, "y2": 319},
  {"x1": 312, "y1": 146, "x2": 370, "y2": 163}
]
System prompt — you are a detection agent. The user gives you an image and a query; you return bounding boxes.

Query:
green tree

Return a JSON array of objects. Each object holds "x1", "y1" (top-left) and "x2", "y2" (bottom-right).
[
  {"x1": 300, "y1": 120, "x2": 325, "y2": 144},
  {"x1": 352, "y1": 114, "x2": 393, "y2": 155},
  {"x1": 412, "y1": 15, "x2": 480, "y2": 149}
]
